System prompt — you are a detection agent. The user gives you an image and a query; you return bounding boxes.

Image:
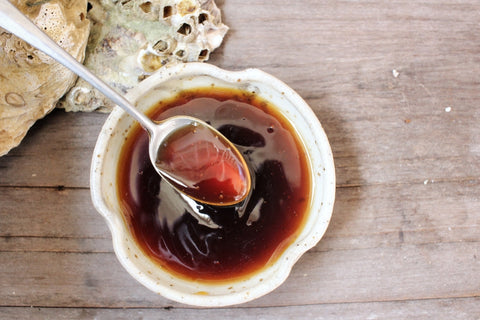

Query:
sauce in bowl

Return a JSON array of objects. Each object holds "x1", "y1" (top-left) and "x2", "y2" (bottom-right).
[{"x1": 117, "y1": 87, "x2": 312, "y2": 282}]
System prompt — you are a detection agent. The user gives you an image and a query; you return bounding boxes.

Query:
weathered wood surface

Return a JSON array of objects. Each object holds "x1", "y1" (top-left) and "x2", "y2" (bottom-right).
[{"x1": 1, "y1": 0, "x2": 479, "y2": 318}]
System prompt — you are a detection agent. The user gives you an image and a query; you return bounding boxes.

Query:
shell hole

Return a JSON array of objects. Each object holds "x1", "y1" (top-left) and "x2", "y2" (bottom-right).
[
  {"x1": 163, "y1": 5, "x2": 173, "y2": 18},
  {"x1": 175, "y1": 50, "x2": 185, "y2": 58},
  {"x1": 153, "y1": 40, "x2": 168, "y2": 52},
  {"x1": 87, "y1": 2, "x2": 93, "y2": 11},
  {"x1": 198, "y1": 13, "x2": 208, "y2": 24},
  {"x1": 198, "y1": 49, "x2": 209, "y2": 61},
  {"x1": 177, "y1": 23, "x2": 192, "y2": 36},
  {"x1": 139, "y1": 1, "x2": 152, "y2": 13}
]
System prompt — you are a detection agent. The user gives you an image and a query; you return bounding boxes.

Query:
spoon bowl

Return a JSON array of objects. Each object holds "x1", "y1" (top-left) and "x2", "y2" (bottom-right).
[
  {"x1": 0, "y1": 0, "x2": 250, "y2": 207},
  {"x1": 150, "y1": 115, "x2": 251, "y2": 206}
]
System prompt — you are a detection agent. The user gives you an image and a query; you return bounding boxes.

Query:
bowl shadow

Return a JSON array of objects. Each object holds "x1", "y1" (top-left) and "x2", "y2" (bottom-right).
[{"x1": 307, "y1": 92, "x2": 363, "y2": 250}]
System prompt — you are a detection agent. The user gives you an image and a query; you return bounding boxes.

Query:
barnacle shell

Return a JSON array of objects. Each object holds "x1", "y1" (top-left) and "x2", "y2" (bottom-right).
[
  {"x1": 0, "y1": 0, "x2": 90, "y2": 156},
  {"x1": 59, "y1": 0, "x2": 228, "y2": 112}
]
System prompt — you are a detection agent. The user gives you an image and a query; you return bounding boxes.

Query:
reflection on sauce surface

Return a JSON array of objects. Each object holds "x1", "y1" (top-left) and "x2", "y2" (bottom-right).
[{"x1": 117, "y1": 87, "x2": 311, "y2": 281}]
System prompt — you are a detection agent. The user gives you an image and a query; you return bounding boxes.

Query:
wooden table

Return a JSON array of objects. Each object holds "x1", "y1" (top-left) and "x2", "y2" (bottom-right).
[{"x1": 1, "y1": 0, "x2": 479, "y2": 318}]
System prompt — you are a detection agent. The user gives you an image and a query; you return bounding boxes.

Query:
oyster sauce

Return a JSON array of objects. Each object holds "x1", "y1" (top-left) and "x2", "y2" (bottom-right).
[{"x1": 117, "y1": 87, "x2": 311, "y2": 281}]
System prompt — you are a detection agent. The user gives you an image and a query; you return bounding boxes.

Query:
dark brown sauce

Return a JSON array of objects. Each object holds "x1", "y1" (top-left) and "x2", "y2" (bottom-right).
[
  {"x1": 155, "y1": 122, "x2": 249, "y2": 205},
  {"x1": 117, "y1": 87, "x2": 311, "y2": 282}
]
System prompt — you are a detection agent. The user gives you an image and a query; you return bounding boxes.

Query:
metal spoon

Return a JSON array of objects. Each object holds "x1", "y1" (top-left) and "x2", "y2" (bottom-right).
[{"x1": 0, "y1": 0, "x2": 251, "y2": 208}]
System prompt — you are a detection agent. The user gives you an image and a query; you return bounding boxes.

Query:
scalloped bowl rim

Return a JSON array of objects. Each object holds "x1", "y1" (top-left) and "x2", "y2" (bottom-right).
[{"x1": 90, "y1": 62, "x2": 335, "y2": 307}]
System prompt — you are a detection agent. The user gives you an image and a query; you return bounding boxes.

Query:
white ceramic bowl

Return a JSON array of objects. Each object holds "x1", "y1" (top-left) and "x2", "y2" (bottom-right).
[{"x1": 90, "y1": 62, "x2": 335, "y2": 307}]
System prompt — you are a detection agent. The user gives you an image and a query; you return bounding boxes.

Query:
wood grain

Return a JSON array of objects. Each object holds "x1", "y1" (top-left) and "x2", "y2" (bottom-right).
[{"x1": 0, "y1": 0, "x2": 479, "y2": 318}]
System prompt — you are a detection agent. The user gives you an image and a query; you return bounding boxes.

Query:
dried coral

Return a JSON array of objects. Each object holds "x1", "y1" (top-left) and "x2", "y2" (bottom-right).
[
  {"x1": 59, "y1": 0, "x2": 228, "y2": 112},
  {"x1": 0, "y1": 0, "x2": 90, "y2": 156}
]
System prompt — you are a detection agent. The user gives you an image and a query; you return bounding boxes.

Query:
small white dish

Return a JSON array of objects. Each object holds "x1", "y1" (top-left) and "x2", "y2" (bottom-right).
[{"x1": 90, "y1": 62, "x2": 335, "y2": 307}]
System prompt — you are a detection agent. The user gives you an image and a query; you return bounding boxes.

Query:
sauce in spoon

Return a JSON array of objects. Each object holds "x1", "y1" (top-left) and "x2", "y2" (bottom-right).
[{"x1": 155, "y1": 122, "x2": 250, "y2": 205}]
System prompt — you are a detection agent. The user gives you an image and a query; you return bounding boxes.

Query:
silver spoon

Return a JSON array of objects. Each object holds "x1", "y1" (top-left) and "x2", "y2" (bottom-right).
[{"x1": 0, "y1": 0, "x2": 251, "y2": 210}]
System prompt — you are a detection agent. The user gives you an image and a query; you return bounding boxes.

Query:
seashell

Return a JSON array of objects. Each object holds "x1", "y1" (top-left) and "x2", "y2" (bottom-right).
[
  {"x1": 59, "y1": 0, "x2": 228, "y2": 112},
  {"x1": 0, "y1": 0, "x2": 90, "y2": 156}
]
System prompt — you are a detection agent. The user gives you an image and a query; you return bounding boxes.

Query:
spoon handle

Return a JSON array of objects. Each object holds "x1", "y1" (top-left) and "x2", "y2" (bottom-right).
[{"x1": 0, "y1": 0, "x2": 156, "y2": 133}]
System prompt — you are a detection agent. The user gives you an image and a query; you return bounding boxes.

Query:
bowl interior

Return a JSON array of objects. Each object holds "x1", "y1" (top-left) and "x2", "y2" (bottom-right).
[{"x1": 90, "y1": 62, "x2": 335, "y2": 307}]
